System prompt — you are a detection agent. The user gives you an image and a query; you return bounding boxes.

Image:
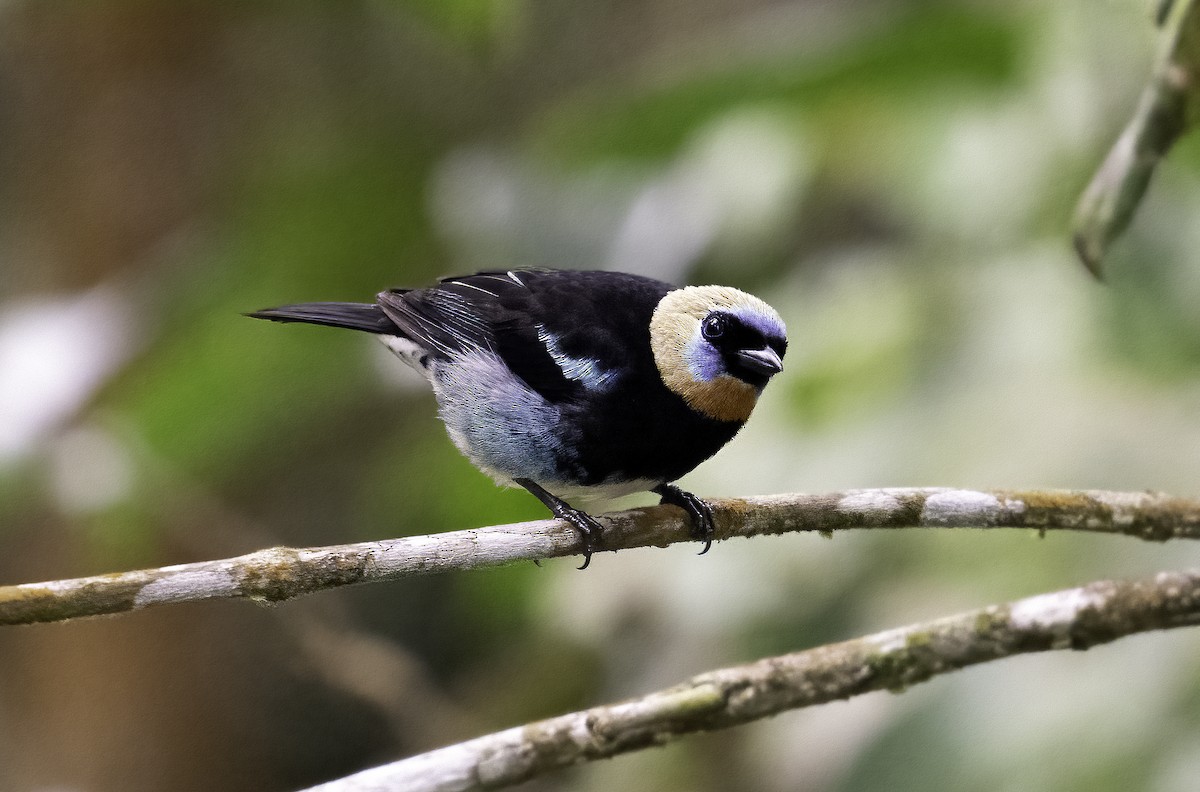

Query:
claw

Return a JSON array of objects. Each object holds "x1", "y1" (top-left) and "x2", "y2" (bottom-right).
[
  {"x1": 653, "y1": 483, "x2": 715, "y2": 554},
  {"x1": 557, "y1": 507, "x2": 603, "y2": 570},
  {"x1": 515, "y1": 478, "x2": 604, "y2": 569}
]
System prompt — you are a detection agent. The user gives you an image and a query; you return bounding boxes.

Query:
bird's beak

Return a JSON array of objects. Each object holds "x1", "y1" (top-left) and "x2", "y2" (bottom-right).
[{"x1": 735, "y1": 346, "x2": 783, "y2": 377}]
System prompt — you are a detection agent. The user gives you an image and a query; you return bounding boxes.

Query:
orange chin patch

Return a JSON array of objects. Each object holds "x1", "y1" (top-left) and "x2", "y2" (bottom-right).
[{"x1": 670, "y1": 373, "x2": 758, "y2": 422}]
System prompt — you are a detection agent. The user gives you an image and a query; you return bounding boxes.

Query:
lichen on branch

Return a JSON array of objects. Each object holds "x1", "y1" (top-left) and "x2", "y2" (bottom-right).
[
  {"x1": 299, "y1": 569, "x2": 1200, "y2": 792},
  {"x1": 1, "y1": 488, "x2": 1198, "y2": 626}
]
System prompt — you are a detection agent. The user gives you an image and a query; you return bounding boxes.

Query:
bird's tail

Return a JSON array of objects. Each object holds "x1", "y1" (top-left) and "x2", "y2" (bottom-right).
[{"x1": 245, "y1": 302, "x2": 397, "y2": 334}]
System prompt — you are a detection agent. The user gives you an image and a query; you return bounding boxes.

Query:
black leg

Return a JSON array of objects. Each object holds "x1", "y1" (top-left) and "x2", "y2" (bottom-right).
[
  {"x1": 515, "y1": 478, "x2": 604, "y2": 570},
  {"x1": 653, "y1": 483, "x2": 715, "y2": 555}
]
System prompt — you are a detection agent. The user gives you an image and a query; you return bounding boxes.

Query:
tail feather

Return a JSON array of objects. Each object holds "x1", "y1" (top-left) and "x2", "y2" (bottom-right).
[{"x1": 245, "y1": 302, "x2": 397, "y2": 334}]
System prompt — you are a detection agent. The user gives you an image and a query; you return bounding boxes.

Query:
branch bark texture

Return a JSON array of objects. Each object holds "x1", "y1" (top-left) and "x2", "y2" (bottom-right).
[
  {"x1": 3, "y1": 488, "x2": 1198, "y2": 626},
  {"x1": 299, "y1": 569, "x2": 1200, "y2": 792}
]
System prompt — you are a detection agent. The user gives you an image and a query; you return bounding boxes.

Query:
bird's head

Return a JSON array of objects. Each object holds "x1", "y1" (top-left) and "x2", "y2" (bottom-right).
[{"x1": 649, "y1": 285, "x2": 787, "y2": 422}]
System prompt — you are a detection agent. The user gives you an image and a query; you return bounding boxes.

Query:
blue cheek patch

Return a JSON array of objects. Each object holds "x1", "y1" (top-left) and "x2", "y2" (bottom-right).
[{"x1": 685, "y1": 333, "x2": 725, "y2": 382}]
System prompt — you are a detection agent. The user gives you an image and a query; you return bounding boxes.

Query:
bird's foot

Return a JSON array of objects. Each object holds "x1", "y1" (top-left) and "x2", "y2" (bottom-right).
[
  {"x1": 552, "y1": 505, "x2": 605, "y2": 570},
  {"x1": 653, "y1": 483, "x2": 715, "y2": 554},
  {"x1": 516, "y1": 478, "x2": 604, "y2": 570}
]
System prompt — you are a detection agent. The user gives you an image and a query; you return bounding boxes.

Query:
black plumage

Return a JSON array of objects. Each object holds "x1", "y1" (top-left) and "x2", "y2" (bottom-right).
[{"x1": 249, "y1": 269, "x2": 786, "y2": 567}]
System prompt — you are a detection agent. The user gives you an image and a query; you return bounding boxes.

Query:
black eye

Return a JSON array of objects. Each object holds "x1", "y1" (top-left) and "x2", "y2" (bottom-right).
[{"x1": 702, "y1": 314, "x2": 727, "y2": 341}]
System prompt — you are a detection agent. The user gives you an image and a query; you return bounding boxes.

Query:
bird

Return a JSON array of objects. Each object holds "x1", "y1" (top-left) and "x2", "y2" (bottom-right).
[{"x1": 248, "y1": 269, "x2": 787, "y2": 568}]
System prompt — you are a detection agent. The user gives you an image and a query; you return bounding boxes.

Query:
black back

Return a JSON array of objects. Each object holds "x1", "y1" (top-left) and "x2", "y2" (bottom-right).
[{"x1": 379, "y1": 269, "x2": 674, "y2": 402}]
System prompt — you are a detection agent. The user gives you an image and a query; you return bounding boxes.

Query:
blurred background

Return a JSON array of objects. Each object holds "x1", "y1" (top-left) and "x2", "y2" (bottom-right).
[{"x1": 3, "y1": 1, "x2": 1200, "y2": 790}]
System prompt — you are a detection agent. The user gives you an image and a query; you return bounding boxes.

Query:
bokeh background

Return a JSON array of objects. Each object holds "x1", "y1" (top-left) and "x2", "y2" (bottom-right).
[{"x1": 3, "y1": 1, "x2": 1200, "y2": 790}]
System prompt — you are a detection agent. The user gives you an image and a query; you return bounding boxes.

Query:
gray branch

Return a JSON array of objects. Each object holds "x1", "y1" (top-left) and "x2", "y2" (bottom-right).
[
  {"x1": 2, "y1": 488, "x2": 1198, "y2": 626},
  {"x1": 299, "y1": 568, "x2": 1200, "y2": 792}
]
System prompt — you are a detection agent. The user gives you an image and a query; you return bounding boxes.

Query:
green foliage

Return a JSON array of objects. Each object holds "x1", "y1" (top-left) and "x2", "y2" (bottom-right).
[
  {"x1": 399, "y1": 0, "x2": 527, "y2": 51},
  {"x1": 535, "y1": 4, "x2": 1023, "y2": 164}
]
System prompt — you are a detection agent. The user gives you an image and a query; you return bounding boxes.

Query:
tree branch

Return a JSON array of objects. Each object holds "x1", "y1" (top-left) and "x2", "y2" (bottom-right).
[
  {"x1": 297, "y1": 568, "x2": 1200, "y2": 792},
  {"x1": 2, "y1": 488, "x2": 1198, "y2": 626},
  {"x1": 1071, "y1": 0, "x2": 1200, "y2": 275}
]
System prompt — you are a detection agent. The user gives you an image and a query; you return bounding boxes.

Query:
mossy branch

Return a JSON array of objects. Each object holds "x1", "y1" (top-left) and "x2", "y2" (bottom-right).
[
  {"x1": 298, "y1": 568, "x2": 1200, "y2": 792},
  {"x1": 2, "y1": 488, "x2": 1198, "y2": 626}
]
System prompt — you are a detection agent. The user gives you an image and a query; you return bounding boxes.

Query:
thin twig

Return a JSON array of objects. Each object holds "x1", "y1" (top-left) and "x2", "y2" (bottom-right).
[
  {"x1": 1072, "y1": 0, "x2": 1200, "y2": 275},
  {"x1": 298, "y1": 568, "x2": 1200, "y2": 792},
  {"x1": 2, "y1": 488, "x2": 1198, "y2": 626}
]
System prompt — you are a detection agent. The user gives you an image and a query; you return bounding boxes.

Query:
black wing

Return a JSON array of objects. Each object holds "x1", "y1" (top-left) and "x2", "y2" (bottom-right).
[
  {"x1": 378, "y1": 269, "x2": 673, "y2": 402},
  {"x1": 376, "y1": 270, "x2": 574, "y2": 398}
]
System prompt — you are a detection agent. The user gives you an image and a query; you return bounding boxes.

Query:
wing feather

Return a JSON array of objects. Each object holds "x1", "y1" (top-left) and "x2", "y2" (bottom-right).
[
  {"x1": 378, "y1": 272, "x2": 577, "y2": 400},
  {"x1": 375, "y1": 269, "x2": 672, "y2": 402}
]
